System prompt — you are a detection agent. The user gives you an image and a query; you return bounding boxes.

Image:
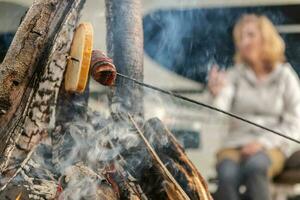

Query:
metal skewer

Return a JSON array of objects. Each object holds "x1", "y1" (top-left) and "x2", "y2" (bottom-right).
[
  {"x1": 116, "y1": 72, "x2": 300, "y2": 145},
  {"x1": 89, "y1": 50, "x2": 300, "y2": 144}
]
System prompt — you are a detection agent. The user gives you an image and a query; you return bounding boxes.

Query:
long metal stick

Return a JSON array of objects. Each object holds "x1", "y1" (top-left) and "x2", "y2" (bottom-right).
[{"x1": 117, "y1": 72, "x2": 300, "y2": 144}]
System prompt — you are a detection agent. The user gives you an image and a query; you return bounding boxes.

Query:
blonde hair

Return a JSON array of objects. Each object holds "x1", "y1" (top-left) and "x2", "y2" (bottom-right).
[{"x1": 233, "y1": 14, "x2": 285, "y2": 70}]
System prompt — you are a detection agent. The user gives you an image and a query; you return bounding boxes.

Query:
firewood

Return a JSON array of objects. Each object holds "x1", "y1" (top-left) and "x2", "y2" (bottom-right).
[
  {"x1": 128, "y1": 114, "x2": 191, "y2": 200},
  {"x1": 58, "y1": 162, "x2": 117, "y2": 200},
  {"x1": 143, "y1": 118, "x2": 212, "y2": 200},
  {"x1": 0, "y1": 0, "x2": 86, "y2": 172},
  {"x1": 105, "y1": 0, "x2": 144, "y2": 118},
  {"x1": 0, "y1": 0, "x2": 84, "y2": 146},
  {"x1": 0, "y1": 0, "x2": 86, "y2": 198},
  {"x1": 0, "y1": 144, "x2": 58, "y2": 200}
]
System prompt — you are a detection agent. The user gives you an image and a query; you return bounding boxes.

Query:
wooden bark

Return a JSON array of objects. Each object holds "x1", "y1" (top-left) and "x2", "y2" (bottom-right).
[
  {"x1": 0, "y1": 0, "x2": 53, "y2": 117},
  {"x1": 143, "y1": 118, "x2": 212, "y2": 200},
  {"x1": 0, "y1": 145, "x2": 58, "y2": 200},
  {"x1": 128, "y1": 115, "x2": 191, "y2": 200},
  {"x1": 0, "y1": 0, "x2": 84, "y2": 172},
  {"x1": 0, "y1": 0, "x2": 86, "y2": 198},
  {"x1": 0, "y1": 0, "x2": 75, "y2": 136},
  {"x1": 105, "y1": 0, "x2": 144, "y2": 119}
]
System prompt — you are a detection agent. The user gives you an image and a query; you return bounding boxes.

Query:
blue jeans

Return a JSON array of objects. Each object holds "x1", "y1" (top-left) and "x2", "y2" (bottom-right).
[{"x1": 215, "y1": 152, "x2": 272, "y2": 200}]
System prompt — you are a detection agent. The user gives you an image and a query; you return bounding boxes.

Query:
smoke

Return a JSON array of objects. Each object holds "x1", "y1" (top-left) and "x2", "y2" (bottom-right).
[
  {"x1": 0, "y1": 102, "x2": 155, "y2": 199},
  {"x1": 28, "y1": 106, "x2": 155, "y2": 199},
  {"x1": 14, "y1": 87, "x2": 188, "y2": 200}
]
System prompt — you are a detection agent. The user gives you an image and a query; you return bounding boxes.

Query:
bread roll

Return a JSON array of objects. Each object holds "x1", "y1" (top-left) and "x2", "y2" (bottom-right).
[{"x1": 65, "y1": 22, "x2": 93, "y2": 93}]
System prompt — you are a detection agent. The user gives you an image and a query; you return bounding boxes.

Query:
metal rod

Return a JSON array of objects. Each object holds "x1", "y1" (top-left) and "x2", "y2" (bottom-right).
[{"x1": 117, "y1": 72, "x2": 300, "y2": 144}]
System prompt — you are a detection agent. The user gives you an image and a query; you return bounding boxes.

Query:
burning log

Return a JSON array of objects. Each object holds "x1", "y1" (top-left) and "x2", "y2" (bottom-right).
[
  {"x1": 142, "y1": 118, "x2": 212, "y2": 200},
  {"x1": 0, "y1": 0, "x2": 86, "y2": 170},
  {"x1": 121, "y1": 116, "x2": 212, "y2": 200},
  {"x1": 0, "y1": 0, "x2": 85, "y2": 155},
  {"x1": 0, "y1": 0, "x2": 87, "y2": 198},
  {"x1": 129, "y1": 115, "x2": 191, "y2": 200}
]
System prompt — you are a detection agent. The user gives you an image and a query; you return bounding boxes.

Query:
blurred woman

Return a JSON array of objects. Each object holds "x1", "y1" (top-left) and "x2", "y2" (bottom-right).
[{"x1": 208, "y1": 14, "x2": 300, "y2": 200}]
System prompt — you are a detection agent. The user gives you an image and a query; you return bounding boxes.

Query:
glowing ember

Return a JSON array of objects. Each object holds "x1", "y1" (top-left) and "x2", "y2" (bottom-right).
[{"x1": 15, "y1": 192, "x2": 22, "y2": 200}]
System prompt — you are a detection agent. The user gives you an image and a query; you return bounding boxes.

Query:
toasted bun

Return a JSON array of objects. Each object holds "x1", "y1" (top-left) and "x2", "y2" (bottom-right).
[{"x1": 65, "y1": 22, "x2": 93, "y2": 93}]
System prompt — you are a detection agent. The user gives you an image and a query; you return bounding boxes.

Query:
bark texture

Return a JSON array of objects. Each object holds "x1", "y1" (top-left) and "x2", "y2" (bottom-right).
[
  {"x1": 1, "y1": 0, "x2": 67, "y2": 132},
  {"x1": 105, "y1": 0, "x2": 144, "y2": 119},
  {"x1": 143, "y1": 118, "x2": 212, "y2": 200},
  {"x1": 0, "y1": 0, "x2": 85, "y2": 171},
  {"x1": 0, "y1": 0, "x2": 86, "y2": 198}
]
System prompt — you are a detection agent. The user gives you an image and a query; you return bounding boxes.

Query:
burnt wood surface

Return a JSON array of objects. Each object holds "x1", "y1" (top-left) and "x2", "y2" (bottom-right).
[
  {"x1": 142, "y1": 118, "x2": 212, "y2": 200},
  {"x1": 0, "y1": 0, "x2": 85, "y2": 169},
  {"x1": 0, "y1": 0, "x2": 86, "y2": 198}
]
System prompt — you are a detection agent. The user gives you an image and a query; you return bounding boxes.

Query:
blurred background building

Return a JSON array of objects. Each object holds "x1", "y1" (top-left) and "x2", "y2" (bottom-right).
[{"x1": 1, "y1": 0, "x2": 300, "y2": 195}]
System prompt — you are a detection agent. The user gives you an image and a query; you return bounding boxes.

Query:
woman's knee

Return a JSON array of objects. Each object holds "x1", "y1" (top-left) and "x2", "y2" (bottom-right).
[
  {"x1": 243, "y1": 152, "x2": 271, "y2": 176},
  {"x1": 217, "y1": 159, "x2": 240, "y2": 183}
]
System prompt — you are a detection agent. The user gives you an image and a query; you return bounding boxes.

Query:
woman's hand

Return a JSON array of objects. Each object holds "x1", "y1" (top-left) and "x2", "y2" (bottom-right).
[
  {"x1": 208, "y1": 65, "x2": 227, "y2": 97},
  {"x1": 241, "y1": 142, "x2": 264, "y2": 157}
]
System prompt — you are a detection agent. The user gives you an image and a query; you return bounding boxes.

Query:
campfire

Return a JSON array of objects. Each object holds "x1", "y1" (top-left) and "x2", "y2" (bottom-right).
[
  {"x1": 0, "y1": 0, "x2": 212, "y2": 199},
  {"x1": 1, "y1": 99, "x2": 211, "y2": 200}
]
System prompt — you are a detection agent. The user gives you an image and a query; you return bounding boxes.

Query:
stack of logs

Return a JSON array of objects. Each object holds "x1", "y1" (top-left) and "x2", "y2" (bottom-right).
[{"x1": 0, "y1": 0, "x2": 212, "y2": 199}]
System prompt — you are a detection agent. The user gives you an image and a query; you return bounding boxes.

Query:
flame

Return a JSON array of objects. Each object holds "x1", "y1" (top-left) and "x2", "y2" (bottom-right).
[{"x1": 15, "y1": 192, "x2": 22, "y2": 200}]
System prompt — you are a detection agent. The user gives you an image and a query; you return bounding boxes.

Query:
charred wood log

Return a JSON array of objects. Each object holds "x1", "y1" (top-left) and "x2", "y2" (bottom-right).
[
  {"x1": 129, "y1": 115, "x2": 190, "y2": 200},
  {"x1": 142, "y1": 118, "x2": 212, "y2": 200},
  {"x1": 114, "y1": 115, "x2": 211, "y2": 200},
  {"x1": 0, "y1": 0, "x2": 86, "y2": 172},
  {"x1": 0, "y1": 144, "x2": 58, "y2": 200},
  {"x1": 0, "y1": 0, "x2": 84, "y2": 150},
  {"x1": 0, "y1": 0, "x2": 86, "y2": 198},
  {"x1": 58, "y1": 162, "x2": 117, "y2": 200}
]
